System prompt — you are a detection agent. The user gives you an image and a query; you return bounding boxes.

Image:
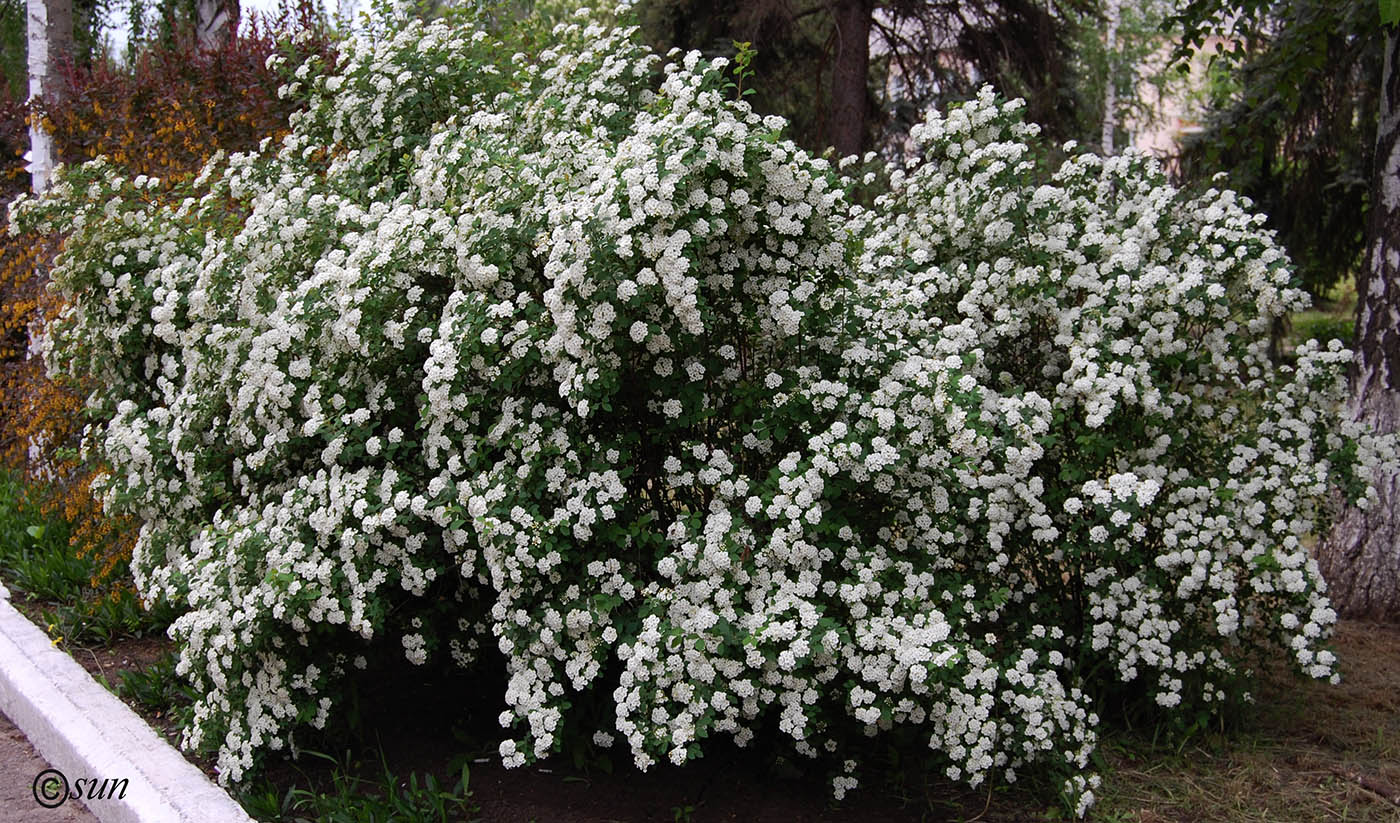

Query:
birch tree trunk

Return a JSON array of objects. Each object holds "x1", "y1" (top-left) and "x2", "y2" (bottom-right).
[
  {"x1": 1101, "y1": 0, "x2": 1119, "y2": 155},
  {"x1": 197, "y1": 0, "x2": 239, "y2": 51},
  {"x1": 829, "y1": 0, "x2": 873, "y2": 159},
  {"x1": 25, "y1": 0, "x2": 71, "y2": 193},
  {"x1": 1318, "y1": 26, "x2": 1400, "y2": 620}
]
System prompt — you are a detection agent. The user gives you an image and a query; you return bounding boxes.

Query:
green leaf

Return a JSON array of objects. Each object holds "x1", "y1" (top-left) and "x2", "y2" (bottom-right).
[{"x1": 1383, "y1": 0, "x2": 1400, "y2": 26}]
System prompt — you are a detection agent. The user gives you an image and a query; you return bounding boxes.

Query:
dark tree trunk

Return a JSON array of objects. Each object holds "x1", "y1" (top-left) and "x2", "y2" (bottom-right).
[
  {"x1": 828, "y1": 0, "x2": 872, "y2": 159},
  {"x1": 1318, "y1": 28, "x2": 1400, "y2": 620}
]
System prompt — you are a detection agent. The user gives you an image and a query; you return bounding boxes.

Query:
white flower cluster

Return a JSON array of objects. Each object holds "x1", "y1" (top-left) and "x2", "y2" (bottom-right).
[{"x1": 14, "y1": 5, "x2": 1392, "y2": 814}]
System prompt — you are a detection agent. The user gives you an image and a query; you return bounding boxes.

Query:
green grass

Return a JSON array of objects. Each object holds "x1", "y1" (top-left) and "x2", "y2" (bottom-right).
[
  {"x1": 237, "y1": 749, "x2": 478, "y2": 823},
  {"x1": 1287, "y1": 279, "x2": 1356, "y2": 352}
]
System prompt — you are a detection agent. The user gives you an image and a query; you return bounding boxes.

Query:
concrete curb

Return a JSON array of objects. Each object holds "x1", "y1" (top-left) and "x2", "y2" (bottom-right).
[{"x1": 0, "y1": 583, "x2": 253, "y2": 822}]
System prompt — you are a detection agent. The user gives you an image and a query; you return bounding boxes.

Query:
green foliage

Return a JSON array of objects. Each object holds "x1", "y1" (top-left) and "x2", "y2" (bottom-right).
[
  {"x1": 38, "y1": 586, "x2": 164, "y2": 645},
  {"x1": 0, "y1": 471, "x2": 173, "y2": 644},
  {"x1": 1292, "y1": 314, "x2": 1355, "y2": 349},
  {"x1": 237, "y1": 750, "x2": 476, "y2": 823},
  {"x1": 1380, "y1": 0, "x2": 1400, "y2": 26},
  {"x1": 0, "y1": 0, "x2": 24, "y2": 99},
  {"x1": 0, "y1": 475, "x2": 81, "y2": 601},
  {"x1": 728, "y1": 39, "x2": 755, "y2": 100},
  {"x1": 112, "y1": 650, "x2": 196, "y2": 712},
  {"x1": 4, "y1": 532, "x2": 88, "y2": 602}
]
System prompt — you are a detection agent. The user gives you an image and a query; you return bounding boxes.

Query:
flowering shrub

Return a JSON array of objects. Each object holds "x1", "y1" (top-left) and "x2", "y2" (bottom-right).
[{"x1": 14, "y1": 7, "x2": 1391, "y2": 814}]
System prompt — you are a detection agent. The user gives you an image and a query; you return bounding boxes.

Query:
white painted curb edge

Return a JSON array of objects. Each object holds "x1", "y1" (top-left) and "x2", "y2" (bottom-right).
[{"x1": 0, "y1": 582, "x2": 254, "y2": 823}]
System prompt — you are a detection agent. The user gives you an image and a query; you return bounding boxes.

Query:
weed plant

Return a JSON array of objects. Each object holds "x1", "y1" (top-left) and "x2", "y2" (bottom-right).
[{"x1": 238, "y1": 749, "x2": 476, "y2": 823}]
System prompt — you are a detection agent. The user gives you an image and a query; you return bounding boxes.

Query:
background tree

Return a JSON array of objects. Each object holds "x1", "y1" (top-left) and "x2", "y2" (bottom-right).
[
  {"x1": 1177, "y1": 0, "x2": 1398, "y2": 617},
  {"x1": 126, "y1": 0, "x2": 233, "y2": 51},
  {"x1": 8, "y1": 0, "x2": 102, "y2": 190},
  {"x1": 26, "y1": 0, "x2": 72, "y2": 191},
  {"x1": 1102, "y1": 0, "x2": 1118, "y2": 153},
  {"x1": 6, "y1": 0, "x2": 103, "y2": 96},
  {"x1": 634, "y1": 0, "x2": 1097, "y2": 159},
  {"x1": 1318, "y1": 3, "x2": 1400, "y2": 619},
  {"x1": 1173, "y1": 1, "x2": 1381, "y2": 299},
  {"x1": 196, "y1": 0, "x2": 239, "y2": 48},
  {"x1": 829, "y1": 0, "x2": 872, "y2": 156}
]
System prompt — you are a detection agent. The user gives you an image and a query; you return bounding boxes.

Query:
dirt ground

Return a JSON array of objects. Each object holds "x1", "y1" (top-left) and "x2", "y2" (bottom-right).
[
  {"x1": 245, "y1": 620, "x2": 1400, "y2": 822},
  {"x1": 1092, "y1": 619, "x2": 1400, "y2": 823}
]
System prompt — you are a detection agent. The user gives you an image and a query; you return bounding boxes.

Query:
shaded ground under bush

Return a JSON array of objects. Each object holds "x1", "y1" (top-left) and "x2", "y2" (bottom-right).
[
  {"x1": 48, "y1": 618, "x2": 1400, "y2": 822},
  {"x1": 6, "y1": 477, "x2": 1394, "y2": 821}
]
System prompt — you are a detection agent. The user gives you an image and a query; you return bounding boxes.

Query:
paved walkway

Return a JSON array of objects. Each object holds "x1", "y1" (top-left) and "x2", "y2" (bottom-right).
[{"x1": 0, "y1": 710, "x2": 97, "y2": 822}]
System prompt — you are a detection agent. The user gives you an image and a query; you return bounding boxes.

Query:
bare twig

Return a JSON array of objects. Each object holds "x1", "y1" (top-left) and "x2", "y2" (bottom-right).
[
  {"x1": 78, "y1": 645, "x2": 106, "y2": 680},
  {"x1": 1328, "y1": 766, "x2": 1400, "y2": 807}
]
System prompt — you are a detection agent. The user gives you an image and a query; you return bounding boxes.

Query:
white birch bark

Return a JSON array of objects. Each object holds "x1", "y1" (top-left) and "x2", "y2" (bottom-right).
[
  {"x1": 1101, "y1": 0, "x2": 1120, "y2": 155},
  {"x1": 196, "y1": 0, "x2": 238, "y2": 50},
  {"x1": 25, "y1": 0, "x2": 52, "y2": 192},
  {"x1": 25, "y1": 0, "x2": 70, "y2": 193}
]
